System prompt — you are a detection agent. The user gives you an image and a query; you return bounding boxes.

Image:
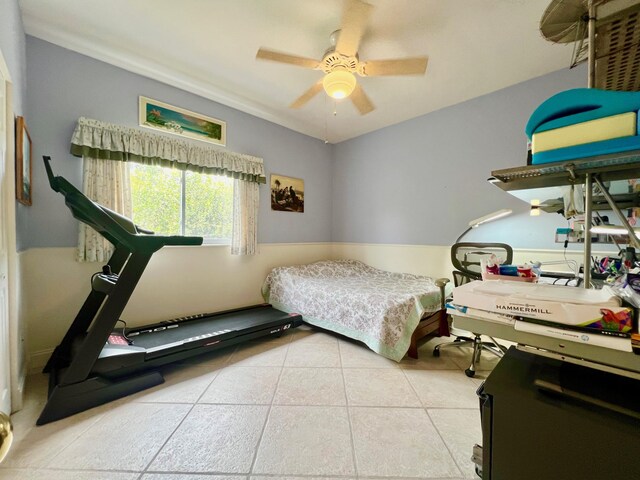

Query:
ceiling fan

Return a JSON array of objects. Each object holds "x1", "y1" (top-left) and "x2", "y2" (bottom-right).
[{"x1": 256, "y1": 0, "x2": 429, "y2": 115}]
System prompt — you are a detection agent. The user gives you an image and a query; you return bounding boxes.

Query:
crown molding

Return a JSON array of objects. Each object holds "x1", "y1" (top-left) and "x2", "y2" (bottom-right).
[{"x1": 22, "y1": 14, "x2": 326, "y2": 142}]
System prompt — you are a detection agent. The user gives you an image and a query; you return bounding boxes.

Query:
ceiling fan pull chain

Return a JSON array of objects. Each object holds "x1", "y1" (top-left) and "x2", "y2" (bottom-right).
[{"x1": 324, "y1": 95, "x2": 329, "y2": 144}]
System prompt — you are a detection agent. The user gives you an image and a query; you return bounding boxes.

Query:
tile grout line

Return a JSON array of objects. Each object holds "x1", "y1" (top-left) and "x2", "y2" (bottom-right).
[
  {"x1": 14, "y1": 333, "x2": 483, "y2": 480},
  {"x1": 424, "y1": 407, "x2": 467, "y2": 479},
  {"x1": 250, "y1": 474, "x2": 378, "y2": 479},
  {"x1": 443, "y1": 346, "x2": 496, "y2": 477},
  {"x1": 401, "y1": 363, "x2": 427, "y2": 409},
  {"x1": 400, "y1": 361, "x2": 464, "y2": 478},
  {"x1": 3, "y1": 466, "x2": 145, "y2": 474},
  {"x1": 338, "y1": 340, "x2": 360, "y2": 478},
  {"x1": 246, "y1": 341, "x2": 289, "y2": 475},
  {"x1": 137, "y1": 401, "x2": 439, "y2": 409},
  {"x1": 37, "y1": 407, "x2": 111, "y2": 470},
  {"x1": 138, "y1": 349, "x2": 232, "y2": 475},
  {"x1": 246, "y1": 475, "x2": 458, "y2": 479},
  {"x1": 138, "y1": 404, "x2": 198, "y2": 473}
]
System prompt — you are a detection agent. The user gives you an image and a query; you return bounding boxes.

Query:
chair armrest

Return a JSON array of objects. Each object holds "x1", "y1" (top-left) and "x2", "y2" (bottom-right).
[{"x1": 435, "y1": 278, "x2": 450, "y2": 309}]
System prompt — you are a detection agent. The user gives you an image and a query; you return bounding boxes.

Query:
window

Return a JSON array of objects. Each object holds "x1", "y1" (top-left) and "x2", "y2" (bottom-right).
[{"x1": 130, "y1": 163, "x2": 233, "y2": 243}]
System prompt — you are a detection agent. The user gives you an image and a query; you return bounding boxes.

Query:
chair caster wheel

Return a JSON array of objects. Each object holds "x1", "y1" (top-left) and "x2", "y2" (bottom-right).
[
  {"x1": 465, "y1": 368, "x2": 475, "y2": 377},
  {"x1": 433, "y1": 349, "x2": 440, "y2": 357}
]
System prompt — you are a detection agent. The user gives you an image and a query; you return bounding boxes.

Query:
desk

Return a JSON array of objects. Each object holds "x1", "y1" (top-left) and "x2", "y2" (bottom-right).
[
  {"x1": 455, "y1": 315, "x2": 640, "y2": 479},
  {"x1": 452, "y1": 314, "x2": 640, "y2": 376},
  {"x1": 479, "y1": 347, "x2": 640, "y2": 480}
]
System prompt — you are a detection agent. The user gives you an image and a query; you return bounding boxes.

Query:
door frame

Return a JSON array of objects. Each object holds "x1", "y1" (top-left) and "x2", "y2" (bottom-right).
[{"x1": 0, "y1": 47, "x2": 22, "y2": 412}]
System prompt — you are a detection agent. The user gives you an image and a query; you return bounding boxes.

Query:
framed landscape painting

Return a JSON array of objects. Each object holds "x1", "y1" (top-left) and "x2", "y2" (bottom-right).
[
  {"x1": 271, "y1": 174, "x2": 304, "y2": 213},
  {"x1": 139, "y1": 96, "x2": 226, "y2": 146}
]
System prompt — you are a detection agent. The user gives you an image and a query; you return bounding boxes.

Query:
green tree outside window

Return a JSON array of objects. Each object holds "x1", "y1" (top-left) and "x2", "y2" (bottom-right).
[{"x1": 130, "y1": 163, "x2": 233, "y2": 241}]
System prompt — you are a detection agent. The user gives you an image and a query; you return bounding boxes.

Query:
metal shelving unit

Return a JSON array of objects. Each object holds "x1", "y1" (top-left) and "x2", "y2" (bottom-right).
[
  {"x1": 491, "y1": 0, "x2": 640, "y2": 288},
  {"x1": 542, "y1": 0, "x2": 640, "y2": 92},
  {"x1": 490, "y1": 153, "x2": 640, "y2": 288},
  {"x1": 489, "y1": 150, "x2": 640, "y2": 191}
]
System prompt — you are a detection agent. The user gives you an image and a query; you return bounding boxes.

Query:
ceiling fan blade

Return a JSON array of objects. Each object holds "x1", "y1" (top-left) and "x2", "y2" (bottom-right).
[
  {"x1": 336, "y1": 0, "x2": 374, "y2": 57},
  {"x1": 350, "y1": 84, "x2": 375, "y2": 115},
  {"x1": 256, "y1": 48, "x2": 320, "y2": 69},
  {"x1": 290, "y1": 80, "x2": 324, "y2": 109},
  {"x1": 359, "y1": 57, "x2": 428, "y2": 76}
]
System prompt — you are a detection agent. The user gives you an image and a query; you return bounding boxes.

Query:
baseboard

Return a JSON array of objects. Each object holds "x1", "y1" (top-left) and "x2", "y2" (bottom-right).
[
  {"x1": 29, "y1": 348, "x2": 53, "y2": 375},
  {"x1": 11, "y1": 369, "x2": 27, "y2": 413}
]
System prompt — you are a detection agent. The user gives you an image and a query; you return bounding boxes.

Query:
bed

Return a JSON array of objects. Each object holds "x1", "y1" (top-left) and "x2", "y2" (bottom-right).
[{"x1": 261, "y1": 260, "x2": 450, "y2": 361}]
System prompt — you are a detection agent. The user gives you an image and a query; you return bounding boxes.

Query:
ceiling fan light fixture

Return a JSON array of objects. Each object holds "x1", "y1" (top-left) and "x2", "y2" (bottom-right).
[{"x1": 322, "y1": 69, "x2": 356, "y2": 99}]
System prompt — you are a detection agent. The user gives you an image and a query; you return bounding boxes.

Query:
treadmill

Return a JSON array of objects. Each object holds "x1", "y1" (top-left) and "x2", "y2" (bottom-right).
[{"x1": 38, "y1": 156, "x2": 302, "y2": 425}]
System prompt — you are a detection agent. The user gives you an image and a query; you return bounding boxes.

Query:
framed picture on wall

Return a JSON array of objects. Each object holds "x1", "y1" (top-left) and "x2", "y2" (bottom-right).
[
  {"x1": 16, "y1": 116, "x2": 32, "y2": 206},
  {"x1": 139, "y1": 96, "x2": 226, "y2": 147},
  {"x1": 271, "y1": 174, "x2": 304, "y2": 213}
]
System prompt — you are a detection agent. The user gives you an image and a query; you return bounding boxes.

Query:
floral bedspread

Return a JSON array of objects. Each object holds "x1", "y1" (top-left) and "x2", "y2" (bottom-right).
[{"x1": 261, "y1": 260, "x2": 443, "y2": 361}]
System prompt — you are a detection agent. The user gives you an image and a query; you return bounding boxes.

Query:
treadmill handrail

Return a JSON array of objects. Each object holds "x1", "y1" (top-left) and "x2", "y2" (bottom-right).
[{"x1": 43, "y1": 156, "x2": 203, "y2": 250}]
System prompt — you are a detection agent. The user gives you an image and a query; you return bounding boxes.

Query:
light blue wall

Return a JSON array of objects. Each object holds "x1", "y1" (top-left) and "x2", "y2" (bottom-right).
[
  {"x1": 332, "y1": 66, "x2": 589, "y2": 249},
  {"x1": 22, "y1": 35, "x2": 599, "y2": 252},
  {"x1": 0, "y1": 0, "x2": 26, "y2": 115},
  {"x1": 21, "y1": 36, "x2": 334, "y2": 250}
]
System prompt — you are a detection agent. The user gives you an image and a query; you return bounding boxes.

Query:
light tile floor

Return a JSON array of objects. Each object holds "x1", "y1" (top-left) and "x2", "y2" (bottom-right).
[{"x1": 0, "y1": 325, "x2": 499, "y2": 480}]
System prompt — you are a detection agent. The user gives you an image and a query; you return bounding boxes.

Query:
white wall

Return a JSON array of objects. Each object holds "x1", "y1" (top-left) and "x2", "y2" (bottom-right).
[
  {"x1": 22, "y1": 243, "x2": 332, "y2": 372},
  {"x1": 332, "y1": 242, "x2": 613, "y2": 279},
  {"x1": 332, "y1": 243, "x2": 452, "y2": 280},
  {"x1": 24, "y1": 241, "x2": 609, "y2": 372}
]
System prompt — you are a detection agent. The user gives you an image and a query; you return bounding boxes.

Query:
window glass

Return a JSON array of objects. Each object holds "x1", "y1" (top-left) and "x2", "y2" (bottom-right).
[
  {"x1": 129, "y1": 163, "x2": 233, "y2": 243},
  {"x1": 130, "y1": 163, "x2": 181, "y2": 235},
  {"x1": 185, "y1": 170, "x2": 233, "y2": 242}
]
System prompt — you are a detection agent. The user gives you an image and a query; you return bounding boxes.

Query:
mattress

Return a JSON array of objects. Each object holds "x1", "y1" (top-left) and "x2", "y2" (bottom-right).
[
  {"x1": 262, "y1": 259, "x2": 444, "y2": 361},
  {"x1": 526, "y1": 88, "x2": 640, "y2": 165},
  {"x1": 531, "y1": 112, "x2": 637, "y2": 154},
  {"x1": 531, "y1": 134, "x2": 640, "y2": 165},
  {"x1": 526, "y1": 88, "x2": 640, "y2": 137}
]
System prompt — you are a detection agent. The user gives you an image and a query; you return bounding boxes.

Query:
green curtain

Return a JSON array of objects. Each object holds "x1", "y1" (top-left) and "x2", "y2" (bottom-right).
[{"x1": 70, "y1": 117, "x2": 266, "y2": 184}]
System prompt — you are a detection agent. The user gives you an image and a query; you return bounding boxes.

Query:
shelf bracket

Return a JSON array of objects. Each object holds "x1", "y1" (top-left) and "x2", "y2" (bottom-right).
[
  {"x1": 593, "y1": 175, "x2": 640, "y2": 250},
  {"x1": 584, "y1": 173, "x2": 593, "y2": 288}
]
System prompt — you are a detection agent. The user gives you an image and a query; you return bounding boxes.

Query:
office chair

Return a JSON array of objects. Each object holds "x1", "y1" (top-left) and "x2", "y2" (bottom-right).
[{"x1": 433, "y1": 242, "x2": 511, "y2": 377}]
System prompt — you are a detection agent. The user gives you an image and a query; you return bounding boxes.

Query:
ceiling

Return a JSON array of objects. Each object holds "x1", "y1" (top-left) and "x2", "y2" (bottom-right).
[{"x1": 20, "y1": 0, "x2": 576, "y2": 143}]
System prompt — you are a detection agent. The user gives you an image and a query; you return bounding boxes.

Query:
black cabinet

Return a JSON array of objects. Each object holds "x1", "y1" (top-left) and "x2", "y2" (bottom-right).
[{"x1": 478, "y1": 347, "x2": 640, "y2": 480}]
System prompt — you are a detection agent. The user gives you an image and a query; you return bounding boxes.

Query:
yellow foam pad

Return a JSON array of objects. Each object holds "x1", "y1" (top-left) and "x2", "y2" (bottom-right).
[{"x1": 532, "y1": 111, "x2": 637, "y2": 153}]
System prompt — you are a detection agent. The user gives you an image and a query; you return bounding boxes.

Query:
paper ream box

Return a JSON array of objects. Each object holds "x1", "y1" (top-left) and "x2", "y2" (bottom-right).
[
  {"x1": 514, "y1": 321, "x2": 632, "y2": 352},
  {"x1": 452, "y1": 280, "x2": 632, "y2": 329},
  {"x1": 447, "y1": 303, "x2": 516, "y2": 326},
  {"x1": 516, "y1": 316, "x2": 631, "y2": 337}
]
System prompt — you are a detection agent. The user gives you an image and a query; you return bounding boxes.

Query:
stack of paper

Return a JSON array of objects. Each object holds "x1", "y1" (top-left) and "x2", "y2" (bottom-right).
[{"x1": 451, "y1": 281, "x2": 634, "y2": 352}]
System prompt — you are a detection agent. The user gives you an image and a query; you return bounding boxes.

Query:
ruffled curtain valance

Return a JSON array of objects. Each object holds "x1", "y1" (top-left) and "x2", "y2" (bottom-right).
[{"x1": 70, "y1": 117, "x2": 266, "y2": 184}]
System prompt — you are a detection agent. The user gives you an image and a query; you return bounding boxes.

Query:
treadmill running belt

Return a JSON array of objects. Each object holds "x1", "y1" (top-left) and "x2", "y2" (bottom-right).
[{"x1": 126, "y1": 306, "x2": 291, "y2": 349}]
